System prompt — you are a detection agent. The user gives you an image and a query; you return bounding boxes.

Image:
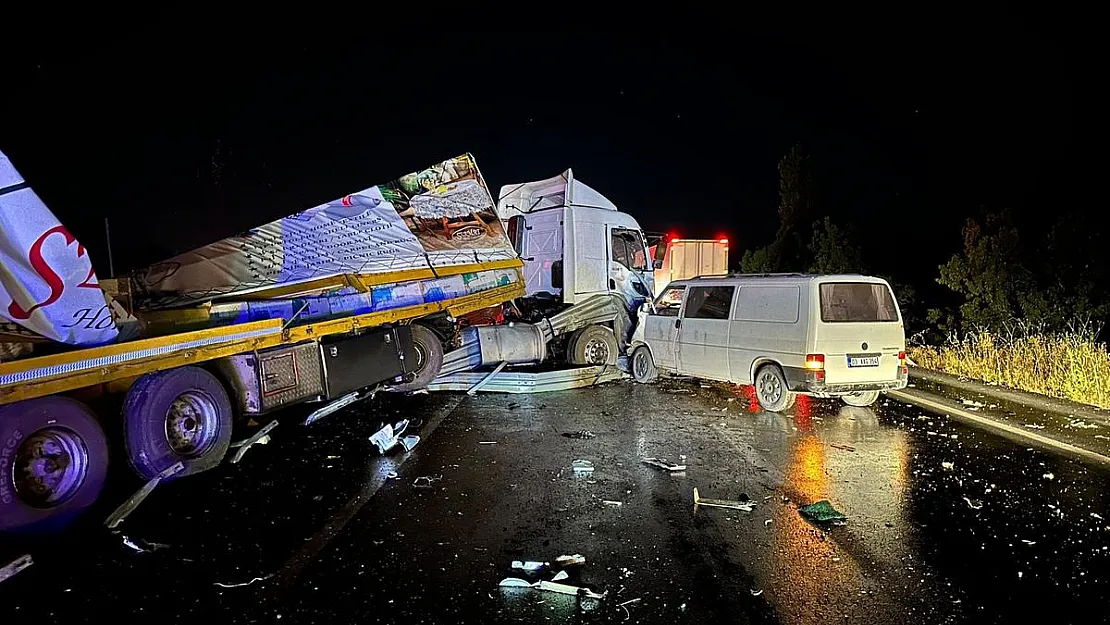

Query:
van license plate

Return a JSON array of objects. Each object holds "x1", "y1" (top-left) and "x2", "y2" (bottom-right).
[{"x1": 847, "y1": 356, "x2": 880, "y2": 367}]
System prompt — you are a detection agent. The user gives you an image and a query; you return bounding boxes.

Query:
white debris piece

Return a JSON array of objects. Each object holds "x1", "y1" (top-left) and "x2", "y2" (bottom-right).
[{"x1": 941, "y1": 462, "x2": 955, "y2": 471}]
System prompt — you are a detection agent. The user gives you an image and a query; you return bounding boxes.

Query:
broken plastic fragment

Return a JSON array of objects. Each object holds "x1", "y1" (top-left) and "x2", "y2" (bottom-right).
[
  {"x1": 941, "y1": 462, "x2": 955, "y2": 471},
  {"x1": 555, "y1": 554, "x2": 586, "y2": 566},
  {"x1": 799, "y1": 500, "x2": 848, "y2": 524},
  {"x1": 602, "y1": 500, "x2": 623, "y2": 507},
  {"x1": 552, "y1": 570, "x2": 570, "y2": 581},
  {"x1": 413, "y1": 475, "x2": 442, "y2": 488},
  {"x1": 642, "y1": 457, "x2": 687, "y2": 471},
  {"x1": 694, "y1": 487, "x2": 755, "y2": 512},
  {"x1": 400, "y1": 435, "x2": 420, "y2": 451},
  {"x1": 562, "y1": 430, "x2": 596, "y2": 440},
  {"x1": 511, "y1": 560, "x2": 547, "y2": 572},
  {"x1": 750, "y1": 589, "x2": 763, "y2": 596},
  {"x1": 572, "y1": 460, "x2": 595, "y2": 474},
  {"x1": 121, "y1": 535, "x2": 170, "y2": 553},
  {"x1": 0, "y1": 554, "x2": 32, "y2": 584},
  {"x1": 1042, "y1": 472, "x2": 1055, "y2": 480},
  {"x1": 498, "y1": 577, "x2": 606, "y2": 600},
  {"x1": 963, "y1": 497, "x2": 984, "y2": 510}
]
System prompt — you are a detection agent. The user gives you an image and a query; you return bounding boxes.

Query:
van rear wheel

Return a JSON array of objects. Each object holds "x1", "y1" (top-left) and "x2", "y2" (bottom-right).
[
  {"x1": 754, "y1": 365, "x2": 795, "y2": 412},
  {"x1": 631, "y1": 345, "x2": 658, "y2": 383},
  {"x1": 841, "y1": 390, "x2": 880, "y2": 407}
]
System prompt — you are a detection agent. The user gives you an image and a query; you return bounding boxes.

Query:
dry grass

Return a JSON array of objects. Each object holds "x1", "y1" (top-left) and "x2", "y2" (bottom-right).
[{"x1": 909, "y1": 326, "x2": 1110, "y2": 409}]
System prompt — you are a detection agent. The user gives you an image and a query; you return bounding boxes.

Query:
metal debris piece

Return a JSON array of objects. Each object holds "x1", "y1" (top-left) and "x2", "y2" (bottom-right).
[
  {"x1": 467, "y1": 361, "x2": 508, "y2": 395},
  {"x1": 214, "y1": 574, "x2": 273, "y2": 588},
  {"x1": 1092, "y1": 513, "x2": 1104, "y2": 520},
  {"x1": 122, "y1": 535, "x2": 171, "y2": 553},
  {"x1": 1022, "y1": 540, "x2": 1037, "y2": 545},
  {"x1": 0, "y1": 555, "x2": 32, "y2": 584},
  {"x1": 750, "y1": 589, "x2": 763, "y2": 596},
  {"x1": 1042, "y1": 472, "x2": 1055, "y2": 480},
  {"x1": 386, "y1": 471, "x2": 399, "y2": 479},
  {"x1": 764, "y1": 519, "x2": 773, "y2": 526},
  {"x1": 369, "y1": 420, "x2": 411, "y2": 454},
  {"x1": 413, "y1": 475, "x2": 442, "y2": 488},
  {"x1": 400, "y1": 435, "x2": 420, "y2": 452},
  {"x1": 799, "y1": 500, "x2": 847, "y2": 524},
  {"x1": 572, "y1": 459, "x2": 595, "y2": 475},
  {"x1": 562, "y1": 430, "x2": 597, "y2": 440},
  {"x1": 511, "y1": 560, "x2": 547, "y2": 572},
  {"x1": 552, "y1": 570, "x2": 570, "y2": 581},
  {"x1": 303, "y1": 390, "x2": 367, "y2": 425},
  {"x1": 498, "y1": 577, "x2": 606, "y2": 601},
  {"x1": 555, "y1": 554, "x2": 586, "y2": 566},
  {"x1": 231, "y1": 420, "x2": 280, "y2": 464},
  {"x1": 693, "y1": 488, "x2": 755, "y2": 512},
  {"x1": 642, "y1": 457, "x2": 687, "y2": 471},
  {"x1": 409, "y1": 389, "x2": 429, "y2": 395},
  {"x1": 942, "y1": 462, "x2": 955, "y2": 470},
  {"x1": 963, "y1": 497, "x2": 984, "y2": 510},
  {"x1": 105, "y1": 461, "x2": 185, "y2": 529},
  {"x1": 829, "y1": 443, "x2": 856, "y2": 452},
  {"x1": 478, "y1": 441, "x2": 498, "y2": 445},
  {"x1": 602, "y1": 500, "x2": 623, "y2": 507}
]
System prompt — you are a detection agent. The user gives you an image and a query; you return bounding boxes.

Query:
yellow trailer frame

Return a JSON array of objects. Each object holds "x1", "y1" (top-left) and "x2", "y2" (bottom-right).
[{"x1": 0, "y1": 281, "x2": 523, "y2": 405}]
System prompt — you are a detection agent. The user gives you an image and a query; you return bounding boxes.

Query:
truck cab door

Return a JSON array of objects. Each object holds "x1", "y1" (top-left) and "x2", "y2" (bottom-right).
[{"x1": 511, "y1": 211, "x2": 564, "y2": 298}]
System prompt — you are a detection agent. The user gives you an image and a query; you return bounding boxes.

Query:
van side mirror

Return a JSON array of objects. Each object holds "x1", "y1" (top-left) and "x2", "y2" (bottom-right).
[
  {"x1": 652, "y1": 243, "x2": 667, "y2": 264},
  {"x1": 653, "y1": 259, "x2": 664, "y2": 270},
  {"x1": 639, "y1": 301, "x2": 654, "y2": 315}
]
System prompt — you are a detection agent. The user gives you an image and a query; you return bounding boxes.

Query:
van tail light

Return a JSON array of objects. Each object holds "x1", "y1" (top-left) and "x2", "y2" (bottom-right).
[
  {"x1": 898, "y1": 351, "x2": 906, "y2": 366},
  {"x1": 805, "y1": 354, "x2": 825, "y2": 370}
]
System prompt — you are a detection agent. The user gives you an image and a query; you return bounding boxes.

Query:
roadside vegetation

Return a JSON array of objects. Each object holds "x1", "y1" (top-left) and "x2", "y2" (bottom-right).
[
  {"x1": 741, "y1": 144, "x2": 1109, "y2": 407},
  {"x1": 908, "y1": 323, "x2": 1110, "y2": 409}
]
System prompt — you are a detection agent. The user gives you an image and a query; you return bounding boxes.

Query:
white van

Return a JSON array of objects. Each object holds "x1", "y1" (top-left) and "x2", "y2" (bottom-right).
[{"x1": 628, "y1": 274, "x2": 908, "y2": 410}]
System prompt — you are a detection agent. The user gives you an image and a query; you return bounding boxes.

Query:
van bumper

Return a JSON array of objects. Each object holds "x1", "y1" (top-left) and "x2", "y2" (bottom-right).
[{"x1": 784, "y1": 366, "x2": 909, "y2": 395}]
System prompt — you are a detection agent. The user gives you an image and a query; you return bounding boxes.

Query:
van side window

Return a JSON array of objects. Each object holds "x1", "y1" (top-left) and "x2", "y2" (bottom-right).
[
  {"x1": 734, "y1": 285, "x2": 800, "y2": 323},
  {"x1": 654, "y1": 286, "x2": 685, "y2": 317},
  {"x1": 683, "y1": 286, "x2": 735, "y2": 320}
]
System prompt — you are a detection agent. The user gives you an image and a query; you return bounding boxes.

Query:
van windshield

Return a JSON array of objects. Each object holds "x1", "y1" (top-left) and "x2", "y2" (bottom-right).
[{"x1": 819, "y1": 282, "x2": 899, "y2": 322}]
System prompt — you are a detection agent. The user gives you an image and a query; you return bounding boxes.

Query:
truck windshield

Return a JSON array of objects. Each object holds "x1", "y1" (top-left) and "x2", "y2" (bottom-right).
[
  {"x1": 612, "y1": 229, "x2": 649, "y2": 272},
  {"x1": 819, "y1": 282, "x2": 899, "y2": 322}
]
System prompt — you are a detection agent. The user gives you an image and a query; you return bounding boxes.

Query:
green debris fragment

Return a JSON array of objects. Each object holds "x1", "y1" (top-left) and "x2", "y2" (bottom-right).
[{"x1": 799, "y1": 500, "x2": 847, "y2": 523}]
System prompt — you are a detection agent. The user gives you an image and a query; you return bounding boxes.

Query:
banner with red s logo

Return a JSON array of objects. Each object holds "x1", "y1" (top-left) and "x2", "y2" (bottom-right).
[{"x1": 1, "y1": 150, "x2": 118, "y2": 346}]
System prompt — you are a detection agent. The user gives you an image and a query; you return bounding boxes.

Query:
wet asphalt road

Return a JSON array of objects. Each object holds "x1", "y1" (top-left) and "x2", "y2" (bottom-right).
[{"x1": 3, "y1": 378, "x2": 1110, "y2": 624}]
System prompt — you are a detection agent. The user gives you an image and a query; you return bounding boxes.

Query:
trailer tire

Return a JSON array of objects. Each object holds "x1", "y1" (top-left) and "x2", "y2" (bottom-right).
[
  {"x1": 568, "y1": 325, "x2": 618, "y2": 366},
  {"x1": 0, "y1": 397, "x2": 109, "y2": 532},
  {"x1": 123, "y1": 366, "x2": 233, "y2": 481},
  {"x1": 631, "y1": 345, "x2": 658, "y2": 383},
  {"x1": 391, "y1": 325, "x2": 444, "y2": 392}
]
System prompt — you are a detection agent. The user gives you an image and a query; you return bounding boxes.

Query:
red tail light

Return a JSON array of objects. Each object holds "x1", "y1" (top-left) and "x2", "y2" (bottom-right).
[
  {"x1": 805, "y1": 354, "x2": 825, "y2": 370},
  {"x1": 898, "y1": 351, "x2": 906, "y2": 365}
]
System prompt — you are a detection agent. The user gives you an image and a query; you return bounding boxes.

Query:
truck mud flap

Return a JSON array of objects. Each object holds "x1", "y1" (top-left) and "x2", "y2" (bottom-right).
[{"x1": 426, "y1": 365, "x2": 624, "y2": 394}]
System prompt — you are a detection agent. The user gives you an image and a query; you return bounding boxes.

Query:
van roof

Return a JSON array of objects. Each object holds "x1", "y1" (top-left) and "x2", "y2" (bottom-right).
[{"x1": 668, "y1": 273, "x2": 888, "y2": 286}]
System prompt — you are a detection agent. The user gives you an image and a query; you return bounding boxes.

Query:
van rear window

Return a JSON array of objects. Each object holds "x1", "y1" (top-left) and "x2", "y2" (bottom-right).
[{"x1": 819, "y1": 282, "x2": 899, "y2": 322}]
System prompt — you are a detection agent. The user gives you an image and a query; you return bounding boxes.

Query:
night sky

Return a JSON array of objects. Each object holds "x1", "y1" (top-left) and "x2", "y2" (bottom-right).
[{"x1": 1, "y1": 15, "x2": 1072, "y2": 295}]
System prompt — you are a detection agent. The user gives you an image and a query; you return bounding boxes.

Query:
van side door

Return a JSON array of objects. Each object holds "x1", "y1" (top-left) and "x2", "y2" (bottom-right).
[
  {"x1": 676, "y1": 284, "x2": 735, "y2": 380},
  {"x1": 644, "y1": 285, "x2": 685, "y2": 371}
]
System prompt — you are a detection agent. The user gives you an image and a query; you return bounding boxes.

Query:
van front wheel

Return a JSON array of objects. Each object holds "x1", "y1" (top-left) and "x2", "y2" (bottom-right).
[
  {"x1": 754, "y1": 365, "x2": 796, "y2": 412},
  {"x1": 841, "y1": 391, "x2": 880, "y2": 407}
]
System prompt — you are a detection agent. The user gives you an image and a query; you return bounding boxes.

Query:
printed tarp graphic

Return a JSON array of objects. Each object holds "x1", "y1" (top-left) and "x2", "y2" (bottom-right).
[
  {"x1": 134, "y1": 154, "x2": 516, "y2": 309},
  {"x1": 1, "y1": 150, "x2": 119, "y2": 346}
]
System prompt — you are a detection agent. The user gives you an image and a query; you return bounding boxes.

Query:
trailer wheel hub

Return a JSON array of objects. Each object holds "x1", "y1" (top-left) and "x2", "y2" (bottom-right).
[
  {"x1": 12, "y1": 427, "x2": 89, "y2": 508},
  {"x1": 165, "y1": 391, "x2": 221, "y2": 457}
]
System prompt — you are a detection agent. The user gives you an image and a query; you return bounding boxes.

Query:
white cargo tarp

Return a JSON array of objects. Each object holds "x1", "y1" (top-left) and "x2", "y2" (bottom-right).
[
  {"x1": 134, "y1": 154, "x2": 517, "y2": 309},
  {"x1": 0, "y1": 150, "x2": 118, "y2": 346}
]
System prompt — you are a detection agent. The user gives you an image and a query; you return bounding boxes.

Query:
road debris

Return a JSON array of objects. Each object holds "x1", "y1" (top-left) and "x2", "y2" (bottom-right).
[
  {"x1": 562, "y1": 430, "x2": 597, "y2": 440},
  {"x1": 413, "y1": 475, "x2": 443, "y2": 488},
  {"x1": 1023, "y1": 423, "x2": 1045, "y2": 430},
  {"x1": 642, "y1": 457, "x2": 687, "y2": 471},
  {"x1": 750, "y1": 589, "x2": 763, "y2": 596},
  {"x1": 602, "y1": 500, "x2": 623, "y2": 507},
  {"x1": 214, "y1": 574, "x2": 273, "y2": 588},
  {"x1": 230, "y1": 420, "x2": 279, "y2": 464},
  {"x1": 121, "y1": 535, "x2": 171, "y2": 553},
  {"x1": 478, "y1": 441, "x2": 498, "y2": 445},
  {"x1": 942, "y1": 461, "x2": 955, "y2": 470},
  {"x1": 799, "y1": 500, "x2": 848, "y2": 524},
  {"x1": 556, "y1": 554, "x2": 587, "y2": 566},
  {"x1": 105, "y1": 461, "x2": 185, "y2": 529},
  {"x1": 0, "y1": 555, "x2": 32, "y2": 585},
  {"x1": 303, "y1": 390, "x2": 365, "y2": 425},
  {"x1": 572, "y1": 459, "x2": 595, "y2": 475},
  {"x1": 693, "y1": 488, "x2": 755, "y2": 512},
  {"x1": 1022, "y1": 540, "x2": 1037, "y2": 545},
  {"x1": 828, "y1": 443, "x2": 856, "y2": 452},
  {"x1": 498, "y1": 577, "x2": 607, "y2": 601},
  {"x1": 618, "y1": 597, "x2": 642, "y2": 619},
  {"x1": 1092, "y1": 513, "x2": 1104, "y2": 521},
  {"x1": 1043, "y1": 472, "x2": 1055, "y2": 480},
  {"x1": 512, "y1": 560, "x2": 547, "y2": 572},
  {"x1": 963, "y1": 497, "x2": 984, "y2": 510},
  {"x1": 370, "y1": 420, "x2": 420, "y2": 454}
]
